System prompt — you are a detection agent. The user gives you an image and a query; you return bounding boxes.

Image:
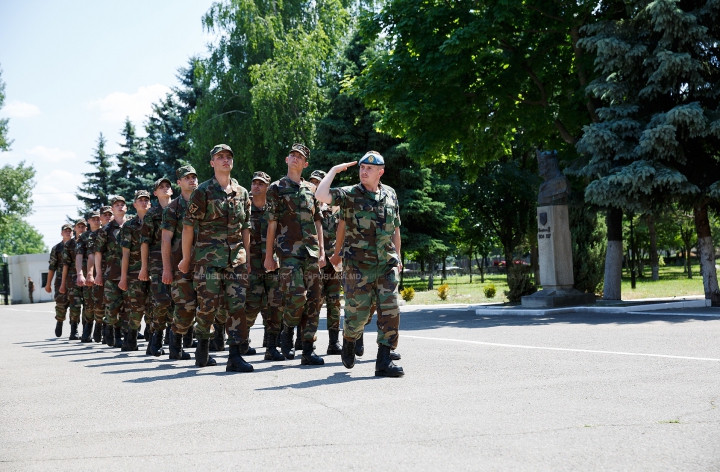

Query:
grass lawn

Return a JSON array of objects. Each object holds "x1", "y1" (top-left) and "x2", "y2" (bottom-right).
[{"x1": 400, "y1": 264, "x2": 707, "y2": 305}]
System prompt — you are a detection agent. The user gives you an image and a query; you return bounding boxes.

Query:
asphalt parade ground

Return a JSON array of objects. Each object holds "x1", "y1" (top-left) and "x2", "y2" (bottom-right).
[{"x1": 1, "y1": 302, "x2": 719, "y2": 471}]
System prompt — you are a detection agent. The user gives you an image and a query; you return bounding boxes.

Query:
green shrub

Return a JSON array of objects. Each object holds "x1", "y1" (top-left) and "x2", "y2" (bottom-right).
[
  {"x1": 400, "y1": 286, "x2": 415, "y2": 302},
  {"x1": 483, "y1": 283, "x2": 497, "y2": 299},
  {"x1": 437, "y1": 284, "x2": 450, "y2": 300},
  {"x1": 504, "y1": 269, "x2": 537, "y2": 303}
]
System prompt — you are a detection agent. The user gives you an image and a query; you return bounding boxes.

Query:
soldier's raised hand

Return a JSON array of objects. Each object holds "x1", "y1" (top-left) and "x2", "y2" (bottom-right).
[{"x1": 330, "y1": 161, "x2": 357, "y2": 174}]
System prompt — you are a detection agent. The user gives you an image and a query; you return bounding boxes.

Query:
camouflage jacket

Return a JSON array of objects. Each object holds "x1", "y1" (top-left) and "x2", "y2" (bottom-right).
[
  {"x1": 76, "y1": 230, "x2": 97, "y2": 273},
  {"x1": 329, "y1": 183, "x2": 401, "y2": 267},
  {"x1": 120, "y1": 214, "x2": 144, "y2": 277},
  {"x1": 265, "y1": 176, "x2": 322, "y2": 259},
  {"x1": 61, "y1": 237, "x2": 82, "y2": 286},
  {"x1": 95, "y1": 219, "x2": 124, "y2": 281},
  {"x1": 48, "y1": 241, "x2": 65, "y2": 274},
  {"x1": 248, "y1": 197, "x2": 278, "y2": 274},
  {"x1": 183, "y1": 177, "x2": 250, "y2": 268},
  {"x1": 320, "y1": 203, "x2": 339, "y2": 256},
  {"x1": 161, "y1": 195, "x2": 195, "y2": 272},
  {"x1": 141, "y1": 204, "x2": 165, "y2": 273}
]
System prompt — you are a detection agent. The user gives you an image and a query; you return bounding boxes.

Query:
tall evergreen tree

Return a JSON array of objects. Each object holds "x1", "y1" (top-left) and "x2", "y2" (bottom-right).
[
  {"x1": 145, "y1": 94, "x2": 189, "y2": 181},
  {"x1": 110, "y1": 118, "x2": 149, "y2": 205},
  {"x1": 76, "y1": 133, "x2": 113, "y2": 213}
]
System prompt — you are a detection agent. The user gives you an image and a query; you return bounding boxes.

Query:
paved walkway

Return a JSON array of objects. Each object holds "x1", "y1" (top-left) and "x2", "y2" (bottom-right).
[{"x1": 1, "y1": 302, "x2": 719, "y2": 470}]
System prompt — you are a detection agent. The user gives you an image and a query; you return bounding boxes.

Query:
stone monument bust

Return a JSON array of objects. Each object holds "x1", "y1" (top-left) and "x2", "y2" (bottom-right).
[{"x1": 537, "y1": 150, "x2": 570, "y2": 205}]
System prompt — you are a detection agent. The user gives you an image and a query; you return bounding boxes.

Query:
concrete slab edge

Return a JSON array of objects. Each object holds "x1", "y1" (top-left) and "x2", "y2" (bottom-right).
[{"x1": 475, "y1": 299, "x2": 713, "y2": 316}]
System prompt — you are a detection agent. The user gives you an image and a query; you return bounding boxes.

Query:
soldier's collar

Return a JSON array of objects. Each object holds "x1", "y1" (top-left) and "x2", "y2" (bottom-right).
[
  {"x1": 357, "y1": 183, "x2": 386, "y2": 201},
  {"x1": 282, "y1": 175, "x2": 307, "y2": 188}
]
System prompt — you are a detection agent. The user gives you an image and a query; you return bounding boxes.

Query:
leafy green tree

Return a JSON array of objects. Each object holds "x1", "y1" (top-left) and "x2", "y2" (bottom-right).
[
  {"x1": 0, "y1": 66, "x2": 10, "y2": 151},
  {"x1": 0, "y1": 215, "x2": 46, "y2": 255},
  {"x1": 76, "y1": 133, "x2": 113, "y2": 213},
  {"x1": 569, "y1": 194, "x2": 606, "y2": 293},
  {"x1": 109, "y1": 118, "x2": 149, "y2": 205},
  {"x1": 0, "y1": 161, "x2": 35, "y2": 225},
  {"x1": 577, "y1": 0, "x2": 720, "y2": 304}
]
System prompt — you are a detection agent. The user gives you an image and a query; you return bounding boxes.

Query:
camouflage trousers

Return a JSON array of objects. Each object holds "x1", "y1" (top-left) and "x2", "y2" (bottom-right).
[
  {"x1": 82, "y1": 285, "x2": 93, "y2": 324},
  {"x1": 90, "y1": 284, "x2": 104, "y2": 323},
  {"x1": 170, "y1": 270, "x2": 196, "y2": 336},
  {"x1": 279, "y1": 256, "x2": 321, "y2": 342},
  {"x1": 245, "y1": 271, "x2": 282, "y2": 335},
  {"x1": 321, "y1": 260, "x2": 342, "y2": 331},
  {"x1": 66, "y1": 280, "x2": 83, "y2": 324},
  {"x1": 149, "y1": 273, "x2": 173, "y2": 333},
  {"x1": 103, "y1": 279, "x2": 124, "y2": 327},
  {"x1": 194, "y1": 264, "x2": 248, "y2": 345},
  {"x1": 342, "y1": 261, "x2": 400, "y2": 349},
  {"x1": 53, "y1": 279, "x2": 69, "y2": 321},
  {"x1": 124, "y1": 279, "x2": 149, "y2": 330}
]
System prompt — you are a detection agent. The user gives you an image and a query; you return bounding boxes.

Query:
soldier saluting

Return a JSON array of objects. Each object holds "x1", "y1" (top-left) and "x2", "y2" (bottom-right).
[{"x1": 315, "y1": 151, "x2": 405, "y2": 377}]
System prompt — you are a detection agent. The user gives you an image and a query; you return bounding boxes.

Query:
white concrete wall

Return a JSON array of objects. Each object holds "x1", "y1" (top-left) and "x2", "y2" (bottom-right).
[{"x1": 7, "y1": 253, "x2": 54, "y2": 304}]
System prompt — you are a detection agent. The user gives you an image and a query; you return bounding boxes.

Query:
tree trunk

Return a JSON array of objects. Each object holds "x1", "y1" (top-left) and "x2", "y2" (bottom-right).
[
  {"x1": 603, "y1": 208, "x2": 623, "y2": 300},
  {"x1": 427, "y1": 256, "x2": 435, "y2": 291},
  {"x1": 476, "y1": 256, "x2": 484, "y2": 283},
  {"x1": 504, "y1": 247, "x2": 513, "y2": 282},
  {"x1": 468, "y1": 247, "x2": 473, "y2": 284},
  {"x1": 648, "y1": 215, "x2": 659, "y2": 280},
  {"x1": 531, "y1": 234, "x2": 539, "y2": 285},
  {"x1": 400, "y1": 253, "x2": 405, "y2": 290},
  {"x1": 693, "y1": 202, "x2": 720, "y2": 306},
  {"x1": 441, "y1": 256, "x2": 447, "y2": 283}
]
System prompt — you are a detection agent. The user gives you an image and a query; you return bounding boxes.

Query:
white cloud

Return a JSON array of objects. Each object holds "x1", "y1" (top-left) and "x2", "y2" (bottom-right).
[
  {"x1": 2, "y1": 100, "x2": 41, "y2": 118},
  {"x1": 26, "y1": 146, "x2": 77, "y2": 163},
  {"x1": 88, "y1": 84, "x2": 171, "y2": 123}
]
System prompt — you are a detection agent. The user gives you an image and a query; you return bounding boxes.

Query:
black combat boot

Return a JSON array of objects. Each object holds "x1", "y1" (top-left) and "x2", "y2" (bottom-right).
[
  {"x1": 262, "y1": 327, "x2": 269, "y2": 348},
  {"x1": 195, "y1": 339, "x2": 217, "y2": 367},
  {"x1": 245, "y1": 337, "x2": 257, "y2": 356},
  {"x1": 294, "y1": 325, "x2": 302, "y2": 351},
  {"x1": 301, "y1": 341, "x2": 324, "y2": 366},
  {"x1": 69, "y1": 322, "x2": 79, "y2": 340},
  {"x1": 327, "y1": 329, "x2": 342, "y2": 355},
  {"x1": 105, "y1": 324, "x2": 114, "y2": 347},
  {"x1": 375, "y1": 345, "x2": 404, "y2": 377},
  {"x1": 168, "y1": 331, "x2": 190, "y2": 360},
  {"x1": 280, "y1": 325, "x2": 295, "y2": 360},
  {"x1": 55, "y1": 320, "x2": 63, "y2": 337},
  {"x1": 390, "y1": 350, "x2": 401, "y2": 361},
  {"x1": 183, "y1": 326, "x2": 195, "y2": 348},
  {"x1": 341, "y1": 338, "x2": 356, "y2": 369},
  {"x1": 264, "y1": 330, "x2": 284, "y2": 361},
  {"x1": 122, "y1": 329, "x2": 139, "y2": 351},
  {"x1": 113, "y1": 326, "x2": 124, "y2": 348},
  {"x1": 355, "y1": 332, "x2": 364, "y2": 357},
  {"x1": 209, "y1": 323, "x2": 226, "y2": 352},
  {"x1": 80, "y1": 321, "x2": 93, "y2": 342},
  {"x1": 165, "y1": 326, "x2": 171, "y2": 346},
  {"x1": 93, "y1": 322, "x2": 103, "y2": 343},
  {"x1": 150, "y1": 329, "x2": 165, "y2": 357},
  {"x1": 226, "y1": 344, "x2": 254, "y2": 372},
  {"x1": 145, "y1": 330, "x2": 153, "y2": 355}
]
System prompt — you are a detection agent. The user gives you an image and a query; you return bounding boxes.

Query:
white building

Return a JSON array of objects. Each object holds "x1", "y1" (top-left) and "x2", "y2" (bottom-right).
[{"x1": 6, "y1": 253, "x2": 55, "y2": 304}]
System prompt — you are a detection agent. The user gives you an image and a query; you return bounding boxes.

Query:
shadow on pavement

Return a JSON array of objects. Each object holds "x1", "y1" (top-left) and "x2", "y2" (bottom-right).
[{"x1": 257, "y1": 371, "x2": 380, "y2": 390}]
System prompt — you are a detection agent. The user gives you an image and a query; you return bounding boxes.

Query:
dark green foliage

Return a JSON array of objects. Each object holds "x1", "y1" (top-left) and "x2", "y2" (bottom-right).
[
  {"x1": 109, "y1": 118, "x2": 149, "y2": 206},
  {"x1": 504, "y1": 268, "x2": 537, "y2": 303},
  {"x1": 0, "y1": 215, "x2": 46, "y2": 255},
  {"x1": 76, "y1": 133, "x2": 113, "y2": 213},
  {"x1": 0, "y1": 161, "x2": 34, "y2": 224},
  {"x1": 0, "y1": 66, "x2": 10, "y2": 152},
  {"x1": 569, "y1": 192, "x2": 606, "y2": 294}
]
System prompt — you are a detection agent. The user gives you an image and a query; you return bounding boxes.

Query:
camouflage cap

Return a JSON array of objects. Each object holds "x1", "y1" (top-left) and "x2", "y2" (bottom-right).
[
  {"x1": 210, "y1": 144, "x2": 234, "y2": 158},
  {"x1": 252, "y1": 171, "x2": 271, "y2": 184},
  {"x1": 100, "y1": 205, "x2": 113, "y2": 214},
  {"x1": 176, "y1": 164, "x2": 197, "y2": 179},
  {"x1": 75, "y1": 218, "x2": 87, "y2": 227},
  {"x1": 109, "y1": 195, "x2": 126, "y2": 205},
  {"x1": 289, "y1": 143, "x2": 310, "y2": 161},
  {"x1": 61, "y1": 223, "x2": 73, "y2": 231},
  {"x1": 134, "y1": 189, "x2": 151, "y2": 200},
  {"x1": 309, "y1": 170, "x2": 326, "y2": 181},
  {"x1": 153, "y1": 176, "x2": 172, "y2": 191},
  {"x1": 86, "y1": 210, "x2": 101, "y2": 219},
  {"x1": 358, "y1": 150, "x2": 385, "y2": 166}
]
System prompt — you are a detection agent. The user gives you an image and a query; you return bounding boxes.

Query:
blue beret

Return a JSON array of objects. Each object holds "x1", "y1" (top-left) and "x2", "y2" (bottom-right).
[{"x1": 358, "y1": 151, "x2": 385, "y2": 166}]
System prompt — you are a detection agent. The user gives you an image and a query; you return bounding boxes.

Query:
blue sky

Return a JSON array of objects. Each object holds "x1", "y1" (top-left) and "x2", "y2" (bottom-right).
[{"x1": 0, "y1": 0, "x2": 216, "y2": 248}]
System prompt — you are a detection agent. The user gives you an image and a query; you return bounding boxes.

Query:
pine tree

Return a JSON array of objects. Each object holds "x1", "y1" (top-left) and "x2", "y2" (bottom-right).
[
  {"x1": 145, "y1": 94, "x2": 188, "y2": 181},
  {"x1": 76, "y1": 133, "x2": 113, "y2": 213},
  {"x1": 110, "y1": 118, "x2": 149, "y2": 206},
  {"x1": 577, "y1": 0, "x2": 720, "y2": 304}
]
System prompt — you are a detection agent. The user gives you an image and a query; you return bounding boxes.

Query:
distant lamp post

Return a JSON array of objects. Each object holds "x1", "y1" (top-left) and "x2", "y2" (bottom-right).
[{"x1": 1, "y1": 254, "x2": 8, "y2": 305}]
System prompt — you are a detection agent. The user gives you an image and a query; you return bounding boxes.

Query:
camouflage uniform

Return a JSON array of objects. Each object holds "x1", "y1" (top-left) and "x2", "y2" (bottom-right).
[
  {"x1": 76, "y1": 230, "x2": 97, "y2": 324},
  {"x1": 48, "y1": 240, "x2": 69, "y2": 321},
  {"x1": 61, "y1": 237, "x2": 84, "y2": 324},
  {"x1": 182, "y1": 176, "x2": 251, "y2": 345},
  {"x1": 141, "y1": 203, "x2": 173, "y2": 333},
  {"x1": 318, "y1": 203, "x2": 342, "y2": 330},
  {"x1": 245, "y1": 195, "x2": 282, "y2": 334},
  {"x1": 95, "y1": 219, "x2": 125, "y2": 327},
  {"x1": 162, "y1": 194, "x2": 197, "y2": 336},
  {"x1": 119, "y1": 214, "x2": 150, "y2": 330},
  {"x1": 266, "y1": 176, "x2": 323, "y2": 341},
  {"x1": 329, "y1": 182, "x2": 402, "y2": 349}
]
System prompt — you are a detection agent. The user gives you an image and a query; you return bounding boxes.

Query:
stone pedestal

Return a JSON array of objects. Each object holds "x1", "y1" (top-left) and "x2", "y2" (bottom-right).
[{"x1": 522, "y1": 205, "x2": 595, "y2": 308}]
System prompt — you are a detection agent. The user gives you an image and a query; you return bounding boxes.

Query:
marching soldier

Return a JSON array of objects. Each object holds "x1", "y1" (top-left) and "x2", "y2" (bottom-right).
[
  {"x1": 76, "y1": 210, "x2": 102, "y2": 342},
  {"x1": 244, "y1": 171, "x2": 284, "y2": 361},
  {"x1": 85, "y1": 206, "x2": 114, "y2": 342},
  {"x1": 94, "y1": 196, "x2": 128, "y2": 348},
  {"x1": 140, "y1": 177, "x2": 174, "y2": 356},
  {"x1": 60, "y1": 219, "x2": 87, "y2": 340},
  {"x1": 308, "y1": 170, "x2": 342, "y2": 355},
  {"x1": 161, "y1": 165, "x2": 198, "y2": 361},
  {"x1": 46, "y1": 223, "x2": 73, "y2": 336},
  {"x1": 315, "y1": 151, "x2": 405, "y2": 377},
  {"x1": 264, "y1": 143, "x2": 325, "y2": 365},
  {"x1": 118, "y1": 190, "x2": 151, "y2": 351},
  {"x1": 179, "y1": 144, "x2": 253, "y2": 372}
]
